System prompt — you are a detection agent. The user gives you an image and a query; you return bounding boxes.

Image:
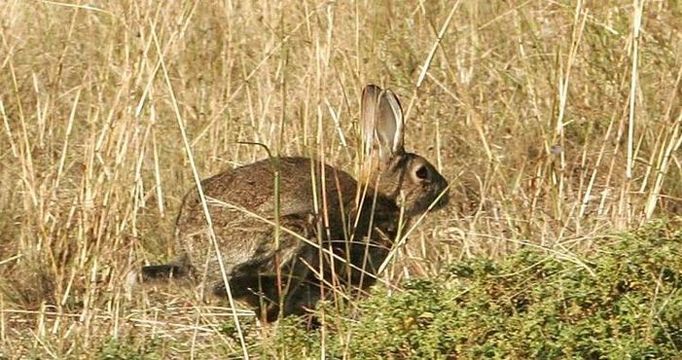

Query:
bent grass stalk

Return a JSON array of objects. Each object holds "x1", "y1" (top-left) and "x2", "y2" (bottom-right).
[{"x1": 151, "y1": 23, "x2": 249, "y2": 359}]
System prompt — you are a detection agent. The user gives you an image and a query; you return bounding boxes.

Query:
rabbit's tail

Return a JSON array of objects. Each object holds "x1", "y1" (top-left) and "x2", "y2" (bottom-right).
[
  {"x1": 122, "y1": 261, "x2": 191, "y2": 300},
  {"x1": 141, "y1": 263, "x2": 189, "y2": 281}
]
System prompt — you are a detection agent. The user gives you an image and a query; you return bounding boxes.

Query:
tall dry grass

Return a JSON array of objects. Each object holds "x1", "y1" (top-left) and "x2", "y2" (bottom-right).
[{"x1": 0, "y1": 0, "x2": 680, "y2": 357}]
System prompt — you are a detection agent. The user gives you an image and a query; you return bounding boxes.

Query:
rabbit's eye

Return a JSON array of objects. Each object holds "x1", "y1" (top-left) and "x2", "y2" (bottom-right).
[{"x1": 415, "y1": 165, "x2": 429, "y2": 180}]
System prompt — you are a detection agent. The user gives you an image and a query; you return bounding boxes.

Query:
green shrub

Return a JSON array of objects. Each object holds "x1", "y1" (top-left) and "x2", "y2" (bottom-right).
[
  {"x1": 98, "y1": 337, "x2": 162, "y2": 360},
  {"x1": 273, "y1": 220, "x2": 682, "y2": 359}
]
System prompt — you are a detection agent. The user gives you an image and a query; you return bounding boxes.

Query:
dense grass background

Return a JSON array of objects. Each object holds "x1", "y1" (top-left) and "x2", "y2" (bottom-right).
[{"x1": 0, "y1": 0, "x2": 680, "y2": 358}]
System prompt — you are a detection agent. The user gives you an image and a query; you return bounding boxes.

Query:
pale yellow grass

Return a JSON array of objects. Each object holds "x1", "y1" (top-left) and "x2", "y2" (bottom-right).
[{"x1": 0, "y1": 0, "x2": 680, "y2": 358}]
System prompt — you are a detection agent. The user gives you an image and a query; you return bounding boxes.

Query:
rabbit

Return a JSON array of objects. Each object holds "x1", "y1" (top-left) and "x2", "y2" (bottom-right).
[{"x1": 141, "y1": 84, "x2": 449, "y2": 321}]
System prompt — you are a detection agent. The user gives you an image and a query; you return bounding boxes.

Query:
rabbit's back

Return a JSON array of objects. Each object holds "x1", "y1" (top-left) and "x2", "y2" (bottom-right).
[{"x1": 173, "y1": 157, "x2": 361, "y2": 286}]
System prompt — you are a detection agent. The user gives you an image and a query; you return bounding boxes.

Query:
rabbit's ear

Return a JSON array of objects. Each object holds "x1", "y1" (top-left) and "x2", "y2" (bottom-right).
[
  {"x1": 361, "y1": 84, "x2": 405, "y2": 161},
  {"x1": 376, "y1": 89, "x2": 405, "y2": 155},
  {"x1": 361, "y1": 84, "x2": 382, "y2": 157}
]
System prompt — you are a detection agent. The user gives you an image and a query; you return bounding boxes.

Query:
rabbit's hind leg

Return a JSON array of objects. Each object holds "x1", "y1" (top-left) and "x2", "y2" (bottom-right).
[
  {"x1": 211, "y1": 244, "x2": 317, "y2": 322},
  {"x1": 211, "y1": 212, "x2": 320, "y2": 321}
]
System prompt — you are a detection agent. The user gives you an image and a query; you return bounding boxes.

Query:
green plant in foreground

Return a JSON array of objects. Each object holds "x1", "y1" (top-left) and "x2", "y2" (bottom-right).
[
  {"x1": 98, "y1": 337, "x2": 162, "y2": 360},
  {"x1": 270, "y1": 220, "x2": 682, "y2": 359}
]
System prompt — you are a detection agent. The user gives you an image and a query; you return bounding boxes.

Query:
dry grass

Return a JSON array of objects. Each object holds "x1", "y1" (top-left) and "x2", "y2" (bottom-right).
[{"x1": 0, "y1": 0, "x2": 680, "y2": 358}]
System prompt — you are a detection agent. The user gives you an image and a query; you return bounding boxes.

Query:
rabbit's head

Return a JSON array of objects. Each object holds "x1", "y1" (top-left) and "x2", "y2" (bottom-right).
[{"x1": 360, "y1": 84, "x2": 449, "y2": 217}]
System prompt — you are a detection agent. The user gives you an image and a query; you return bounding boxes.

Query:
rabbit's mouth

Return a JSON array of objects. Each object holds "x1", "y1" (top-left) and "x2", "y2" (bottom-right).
[
  {"x1": 400, "y1": 187, "x2": 450, "y2": 217},
  {"x1": 424, "y1": 188, "x2": 450, "y2": 214},
  {"x1": 431, "y1": 190, "x2": 450, "y2": 211}
]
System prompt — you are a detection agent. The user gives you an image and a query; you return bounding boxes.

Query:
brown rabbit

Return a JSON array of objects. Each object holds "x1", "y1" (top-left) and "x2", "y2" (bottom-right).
[{"x1": 141, "y1": 84, "x2": 449, "y2": 321}]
